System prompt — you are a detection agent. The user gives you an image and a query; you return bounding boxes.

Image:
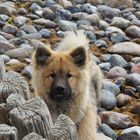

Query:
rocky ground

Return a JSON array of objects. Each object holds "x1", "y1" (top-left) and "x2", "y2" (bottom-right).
[{"x1": 0, "y1": 0, "x2": 140, "y2": 140}]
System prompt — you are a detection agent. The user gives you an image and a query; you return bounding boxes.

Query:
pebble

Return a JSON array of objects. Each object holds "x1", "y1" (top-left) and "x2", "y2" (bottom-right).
[
  {"x1": 81, "y1": 4, "x2": 97, "y2": 14},
  {"x1": 111, "y1": 17, "x2": 132, "y2": 29},
  {"x1": 39, "y1": 29, "x2": 52, "y2": 38},
  {"x1": 96, "y1": 133, "x2": 112, "y2": 140},
  {"x1": 117, "y1": 133, "x2": 140, "y2": 140},
  {"x1": 107, "y1": 66, "x2": 127, "y2": 79},
  {"x1": 99, "y1": 62, "x2": 111, "y2": 71},
  {"x1": 109, "y1": 42, "x2": 140, "y2": 56},
  {"x1": 101, "y1": 54, "x2": 112, "y2": 62},
  {"x1": 121, "y1": 126, "x2": 140, "y2": 136},
  {"x1": 130, "y1": 103, "x2": 140, "y2": 115},
  {"x1": 0, "y1": 54, "x2": 10, "y2": 63},
  {"x1": 99, "y1": 123, "x2": 117, "y2": 140},
  {"x1": 14, "y1": 16, "x2": 28, "y2": 27},
  {"x1": 125, "y1": 25, "x2": 140, "y2": 38},
  {"x1": 2, "y1": 24, "x2": 18, "y2": 35},
  {"x1": 42, "y1": 8, "x2": 56, "y2": 20},
  {"x1": 0, "y1": 41, "x2": 15, "y2": 53},
  {"x1": 99, "y1": 89, "x2": 117, "y2": 110},
  {"x1": 102, "y1": 79, "x2": 120, "y2": 96},
  {"x1": 21, "y1": 65, "x2": 32, "y2": 79},
  {"x1": 131, "y1": 63, "x2": 140, "y2": 74},
  {"x1": 99, "y1": 111, "x2": 132, "y2": 129},
  {"x1": 20, "y1": 25, "x2": 38, "y2": 34},
  {"x1": 95, "y1": 39, "x2": 108, "y2": 49},
  {"x1": 0, "y1": 14, "x2": 9, "y2": 22},
  {"x1": 116, "y1": 94, "x2": 132, "y2": 107},
  {"x1": 109, "y1": 54, "x2": 127, "y2": 67}
]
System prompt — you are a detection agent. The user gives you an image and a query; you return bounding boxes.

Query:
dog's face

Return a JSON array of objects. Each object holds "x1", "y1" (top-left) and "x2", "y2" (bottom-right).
[{"x1": 33, "y1": 46, "x2": 87, "y2": 102}]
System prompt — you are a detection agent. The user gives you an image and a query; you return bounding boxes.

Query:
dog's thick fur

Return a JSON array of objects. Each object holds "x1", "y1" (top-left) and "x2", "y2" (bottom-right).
[{"x1": 32, "y1": 30, "x2": 103, "y2": 140}]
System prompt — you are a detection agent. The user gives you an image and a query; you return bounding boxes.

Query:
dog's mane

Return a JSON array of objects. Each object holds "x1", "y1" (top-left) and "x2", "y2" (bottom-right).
[{"x1": 56, "y1": 30, "x2": 89, "y2": 52}]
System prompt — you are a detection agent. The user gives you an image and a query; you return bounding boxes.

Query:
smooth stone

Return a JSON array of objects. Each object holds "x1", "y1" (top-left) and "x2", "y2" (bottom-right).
[
  {"x1": 96, "y1": 133, "x2": 112, "y2": 140},
  {"x1": 56, "y1": 8, "x2": 72, "y2": 20},
  {"x1": 124, "y1": 87, "x2": 137, "y2": 98},
  {"x1": 92, "y1": 55, "x2": 100, "y2": 64},
  {"x1": 20, "y1": 33, "x2": 42, "y2": 40},
  {"x1": 106, "y1": 26, "x2": 125, "y2": 37},
  {"x1": 131, "y1": 63, "x2": 140, "y2": 74},
  {"x1": 85, "y1": 14, "x2": 101, "y2": 25},
  {"x1": 109, "y1": 54, "x2": 127, "y2": 67},
  {"x1": 18, "y1": 7, "x2": 27, "y2": 15},
  {"x1": 33, "y1": 18, "x2": 57, "y2": 28},
  {"x1": 116, "y1": 94, "x2": 131, "y2": 107},
  {"x1": 56, "y1": 31, "x2": 65, "y2": 37},
  {"x1": 42, "y1": 8, "x2": 55, "y2": 20},
  {"x1": 0, "y1": 54, "x2": 10, "y2": 63},
  {"x1": 59, "y1": 20, "x2": 77, "y2": 31},
  {"x1": 29, "y1": 39, "x2": 46, "y2": 49},
  {"x1": 29, "y1": 3, "x2": 42, "y2": 13},
  {"x1": 99, "y1": 20, "x2": 109, "y2": 30},
  {"x1": 66, "y1": 6, "x2": 81, "y2": 13},
  {"x1": 100, "y1": 123, "x2": 117, "y2": 140},
  {"x1": 5, "y1": 45, "x2": 34, "y2": 58},
  {"x1": 39, "y1": 29, "x2": 52, "y2": 38},
  {"x1": 58, "y1": 0, "x2": 72, "y2": 8},
  {"x1": 99, "y1": 111, "x2": 132, "y2": 129},
  {"x1": 121, "y1": 126, "x2": 140, "y2": 136},
  {"x1": 95, "y1": 30, "x2": 105, "y2": 38},
  {"x1": 97, "y1": 5, "x2": 120, "y2": 19},
  {"x1": 109, "y1": 42, "x2": 140, "y2": 56},
  {"x1": 21, "y1": 65, "x2": 32, "y2": 79},
  {"x1": 102, "y1": 0, "x2": 133, "y2": 8},
  {"x1": 99, "y1": 62, "x2": 111, "y2": 71},
  {"x1": 26, "y1": 14, "x2": 40, "y2": 20},
  {"x1": 130, "y1": 103, "x2": 140, "y2": 115},
  {"x1": 114, "y1": 78, "x2": 125, "y2": 87},
  {"x1": 132, "y1": 19, "x2": 140, "y2": 27},
  {"x1": 102, "y1": 79, "x2": 120, "y2": 96},
  {"x1": 117, "y1": 133, "x2": 140, "y2": 140},
  {"x1": 0, "y1": 32, "x2": 15, "y2": 40},
  {"x1": 2, "y1": 24, "x2": 18, "y2": 35},
  {"x1": 99, "y1": 89, "x2": 117, "y2": 110},
  {"x1": 78, "y1": 24, "x2": 94, "y2": 32},
  {"x1": 111, "y1": 17, "x2": 132, "y2": 29},
  {"x1": 73, "y1": 0, "x2": 86, "y2": 4},
  {"x1": 0, "y1": 35, "x2": 8, "y2": 43},
  {"x1": 72, "y1": 12, "x2": 88, "y2": 20},
  {"x1": 77, "y1": 19, "x2": 91, "y2": 26},
  {"x1": 132, "y1": 57, "x2": 140, "y2": 64},
  {"x1": 20, "y1": 25, "x2": 38, "y2": 34},
  {"x1": 14, "y1": 16, "x2": 27, "y2": 27},
  {"x1": 0, "y1": 41, "x2": 15, "y2": 53},
  {"x1": 126, "y1": 73, "x2": 140, "y2": 87},
  {"x1": 16, "y1": 30, "x2": 26, "y2": 37},
  {"x1": 95, "y1": 39, "x2": 108, "y2": 49},
  {"x1": 0, "y1": 2, "x2": 16, "y2": 16},
  {"x1": 125, "y1": 25, "x2": 140, "y2": 38},
  {"x1": 81, "y1": 4, "x2": 97, "y2": 14},
  {"x1": 85, "y1": 31, "x2": 96, "y2": 43},
  {"x1": 110, "y1": 32, "x2": 130, "y2": 43},
  {"x1": 43, "y1": 0, "x2": 56, "y2": 7},
  {"x1": 107, "y1": 66, "x2": 127, "y2": 79},
  {"x1": 0, "y1": 14, "x2": 9, "y2": 21},
  {"x1": 101, "y1": 54, "x2": 112, "y2": 62}
]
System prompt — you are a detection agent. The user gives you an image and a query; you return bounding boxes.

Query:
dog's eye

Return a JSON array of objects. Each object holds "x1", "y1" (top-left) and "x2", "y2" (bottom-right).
[
  {"x1": 66, "y1": 73, "x2": 72, "y2": 79},
  {"x1": 50, "y1": 73, "x2": 56, "y2": 78}
]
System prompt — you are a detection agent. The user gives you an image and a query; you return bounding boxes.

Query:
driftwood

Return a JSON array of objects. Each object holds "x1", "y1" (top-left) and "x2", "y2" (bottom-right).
[
  {"x1": 0, "y1": 124, "x2": 18, "y2": 140},
  {"x1": 48, "y1": 114, "x2": 78, "y2": 140},
  {"x1": 0, "y1": 57, "x2": 6, "y2": 82},
  {"x1": 0, "y1": 103, "x2": 9, "y2": 124},
  {"x1": 22, "y1": 132, "x2": 45, "y2": 140},
  {"x1": 9, "y1": 96, "x2": 53, "y2": 139},
  {"x1": 0, "y1": 71, "x2": 31, "y2": 103}
]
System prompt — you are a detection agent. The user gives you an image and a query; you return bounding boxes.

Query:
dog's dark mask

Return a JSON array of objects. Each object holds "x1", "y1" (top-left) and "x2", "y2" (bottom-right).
[{"x1": 49, "y1": 71, "x2": 72, "y2": 102}]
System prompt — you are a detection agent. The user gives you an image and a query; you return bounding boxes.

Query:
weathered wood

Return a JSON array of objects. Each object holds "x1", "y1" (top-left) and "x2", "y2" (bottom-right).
[
  {"x1": 6, "y1": 93, "x2": 26, "y2": 111},
  {"x1": 0, "y1": 124, "x2": 18, "y2": 140},
  {"x1": 22, "y1": 132, "x2": 45, "y2": 140},
  {"x1": 9, "y1": 96, "x2": 53, "y2": 139},
  {"x1": 0, "y1": 103, "x2": 9, "y2": 124},
  {"x1": 0, "y1": 57, "x2": 6, "y2": 82},
  {"x1": 0, "y1": 71, "x2": 31, "y2": 103},
  {"x1": 48, "y1": 114, "x2": 78, "y2": 140}
]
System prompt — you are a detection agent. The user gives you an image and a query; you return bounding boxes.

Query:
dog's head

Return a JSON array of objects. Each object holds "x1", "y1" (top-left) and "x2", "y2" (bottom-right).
[{"x1": 32, "y1": 46, "x2": 88, "y2": 102}]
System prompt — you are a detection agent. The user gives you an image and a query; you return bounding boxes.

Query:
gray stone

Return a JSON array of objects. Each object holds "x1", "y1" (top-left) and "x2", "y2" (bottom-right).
[
  {"x1": 100, "y1": 124, "x2": 117, "y2": 140},
  {"x1": 0, "y1": 54, "x2": 10, "y2": 63},
  {"x1": 81, "y1": 4, "x2": 97, "y2": 14},
  {"x1": 14, "y1": 16, "x2": 28, "y2": 27},
  {"x1": 42, "y1": 8, "x2": 55, "y2": 20},
  {"x1": 102, "y1": 79, "x2": 120, "y2": 96},
  {"x1": 2, "y1": 24, "x2": 18, "y2": 35},
  {"x1": 0, "y1": 14, "x2": 9, "y2": 22},
  {"x1": 99, "y1": 20, "x2": 109, "y2": 30},
  {"x1": 85, "y1": 14, "x2": 101, "y2": 25},
  {"x1": 21, "y1": 65, "x2": 32, "y2": 79},
  {"x1": 107, "y1": 66, "x2": 127, "y2": 79},
  {"x1": 122, "y1": 126, "x2": 140, "y2": 136},
  {"x1": 18, "y1": 8, "x2": 27, "y2": 15},
  {"x1": 99, "y1": 111, "x2": 132, "y2": 129},
  {"x1": 59, "y1": 20, "x2": 77, "y2": 31},
  {"x1": 20, "y1": 25, "x2": 38, "y2": 34},
  {"x1": 0, "y1": 41, "x2": 15, "y2": 53},
  {"x1": 72, "y1": 12, "x2": 88, "y2": 20},
  {"x1": 109, "y1": 42, "x2": 140, "y2": 56},
  {"x1": 99, "y1": 62, "x2": 111, "y2": 71},
  {"x1": 99, "y1": 89, "x2": 117, "y2": 110},
  {"x1": 125, "y1": 25, "x2": 140, "y2": 38},
  {"x1": 101, "y1": 54, "x2": 112, "y2": 62},
  {"x1": 20, "y1": 33, "x2": 42, "y2": 40},
  {"x1": 96, "y1": 133, "x2": 112, "y2": 140},
  {"x1": 111, "y1": 17, "x2": 132, "y2": 29},
  {"x1": 33, "y1": 18, "x2": 57, "y2": 28},
  {"x1": 95, "y1": 39, "x2": 108, "y2": 49},
  {"x1": 109, "y1": 54, "x2": 127, "y2": 67},
  {"x1": 39, "y1": 29, "x2": 52, "y2": 38}
]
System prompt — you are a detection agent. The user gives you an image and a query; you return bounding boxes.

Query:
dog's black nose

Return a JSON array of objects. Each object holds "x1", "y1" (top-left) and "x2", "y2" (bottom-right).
[{"x1": 56, "y1": 86, "x2": 65, "y2": 93}]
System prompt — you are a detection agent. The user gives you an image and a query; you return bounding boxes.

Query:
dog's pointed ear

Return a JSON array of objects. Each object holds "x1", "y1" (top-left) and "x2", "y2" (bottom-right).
[
  {"x1": 70, "y1": 47, "x2": 86, "y2": 67},
  {"x1": 35, "y1": 47, "x2": 51, "y2": 65}
]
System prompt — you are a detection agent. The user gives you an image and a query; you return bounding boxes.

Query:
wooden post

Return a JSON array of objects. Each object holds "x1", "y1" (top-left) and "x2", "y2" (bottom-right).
[
  {"x1": 0, "y1": 124, "x2": 18, "y2": 140},
  {"x1": 9, "y1": 96, "x2": 53, "y2": 139},
  {"x1": 48, "y1": 114, "x2": 78, "y2": 140}
]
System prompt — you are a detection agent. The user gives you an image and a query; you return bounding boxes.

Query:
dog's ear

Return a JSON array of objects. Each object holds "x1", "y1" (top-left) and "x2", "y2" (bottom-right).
[
  {"x1": 70, "y1": 47, "x2": 86, "y2": 67},
  {"x1": 35, "y1": 47, "x2": 51, "y2": 65}
]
